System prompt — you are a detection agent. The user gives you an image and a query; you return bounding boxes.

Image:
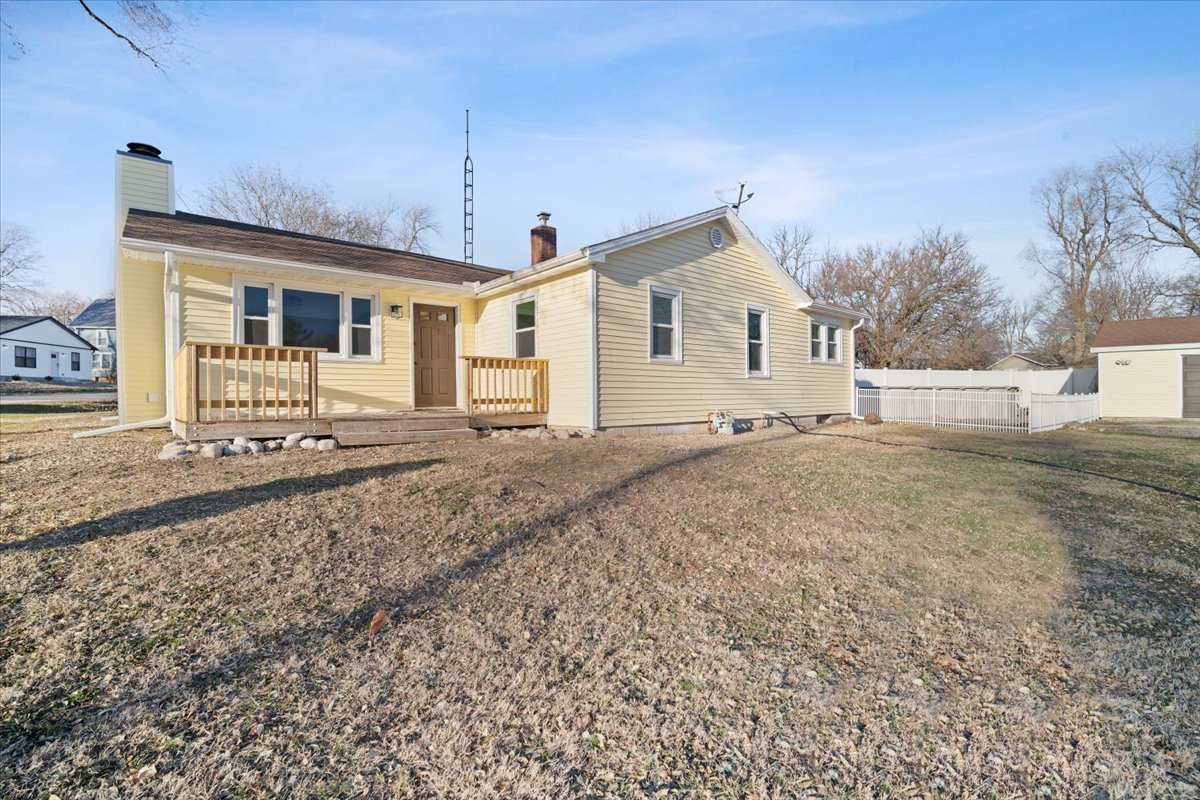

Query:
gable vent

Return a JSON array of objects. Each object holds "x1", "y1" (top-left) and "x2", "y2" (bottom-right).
[{"x1": 709, "y1": 226, "x2": 724, "y2": 248}]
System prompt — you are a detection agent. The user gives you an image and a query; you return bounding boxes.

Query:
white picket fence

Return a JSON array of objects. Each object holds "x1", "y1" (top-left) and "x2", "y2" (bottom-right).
[
  {"x1": 856, "y1": 388, "x2": 1100, "y2": 434},
  {"x1": 855, "y1": 367, "x2": 1098, "y2": 401}
]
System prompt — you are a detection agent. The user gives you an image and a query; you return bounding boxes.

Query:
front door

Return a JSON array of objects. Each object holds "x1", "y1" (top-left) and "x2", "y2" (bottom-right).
[
  {"x1": 1183, "y1": 354, "x2": 1200, "y2": 419},
  {"x1": 50, "y1": 352, "x2": 60, "y2": 378},
  {"x1": 414, "y1": 304, "x2": 457, "y2": 408}
]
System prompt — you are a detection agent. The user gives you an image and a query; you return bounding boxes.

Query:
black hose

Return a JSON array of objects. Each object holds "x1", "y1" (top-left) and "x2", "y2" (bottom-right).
[{"x1": 768, "y1": 412, "x2": 1200, "y2": 503}]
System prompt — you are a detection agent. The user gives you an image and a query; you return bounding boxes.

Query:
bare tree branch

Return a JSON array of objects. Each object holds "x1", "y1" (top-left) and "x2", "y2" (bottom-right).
[
  {"x1": 1108, "y1": 135, "x2": 1200, "y2": 259},
  {"x1": 767, "y1": 223, "x2": 819, "y2": 296},
  {"x1": 0, "y1": 223, "x2": 45, "y2": 314}
]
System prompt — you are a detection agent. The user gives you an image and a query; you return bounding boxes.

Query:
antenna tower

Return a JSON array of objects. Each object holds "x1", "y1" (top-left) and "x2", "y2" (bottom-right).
[{"x1": 464, "y1": 110, "x2": 474, "y2": 263}]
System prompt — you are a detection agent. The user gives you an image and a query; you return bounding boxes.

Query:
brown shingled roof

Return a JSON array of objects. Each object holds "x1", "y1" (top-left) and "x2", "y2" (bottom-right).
[
  {"x1": 122, "y1": 209, "x2": 509, "y2": 285},
  {"x1": 1091, "y1": 316, "x2": 1200, "y2": 348}
]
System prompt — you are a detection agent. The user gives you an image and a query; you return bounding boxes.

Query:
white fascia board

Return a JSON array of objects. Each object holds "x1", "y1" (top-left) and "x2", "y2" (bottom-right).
[
  {"x1": 584, "y1": 207, "x2": 730, "y2": 259},
  {"x1": 721, "y1": 210, "x2": 816, "y2": 308},
  {"x1": 119, "y1": 238, "x2": 477, "y2": 295},
  {"x1": 800, "y1": 299, "x2": 871, "y2": 322},
  {"x1": 475, "y1": 250, "x2": 591, "y2": 297},
  {"x1": 1091, "y1": 342, "x2": 1200, "y2": 353}
]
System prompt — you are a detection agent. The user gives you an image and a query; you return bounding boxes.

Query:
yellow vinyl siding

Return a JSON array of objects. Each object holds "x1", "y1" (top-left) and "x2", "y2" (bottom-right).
[
  {"x1": 116, "y1": 253, "x2": 166, "y2": 422},
  {"x1": 174, "y1": 263, "x2": 475, "y2": 415},
  {"x1": 596, "y1": 221, "x2": 853, "y2": 428},
  {"x1": 118, "y1": 156, "x2": 171, "y2": 214},
  {"x1": 1098, "y1": 347, "x2": 1198, "y2": 418},
  {"x1": 475, "y1": 267, "x2": 593, "y2": 428}
]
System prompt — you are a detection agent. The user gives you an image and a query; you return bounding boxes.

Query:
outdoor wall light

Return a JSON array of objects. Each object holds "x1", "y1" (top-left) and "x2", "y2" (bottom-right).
[{"x1": 389, "y1": 304, "x2": 403, "y2": 319}]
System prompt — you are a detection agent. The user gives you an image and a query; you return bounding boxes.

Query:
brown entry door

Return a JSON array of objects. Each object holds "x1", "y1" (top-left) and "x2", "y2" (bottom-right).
[
  {"x1": 414, "y1": 304, "x2": 457, "y2": 408},
  {"x1": 1184, "y1": 355, "x2": 1200, "y2": 419}
]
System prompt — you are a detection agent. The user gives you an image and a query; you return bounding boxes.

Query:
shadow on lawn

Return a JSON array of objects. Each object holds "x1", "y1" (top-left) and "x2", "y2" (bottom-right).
[{"x1": 0, "y1": 459, "x2": 443, "y2": 555}]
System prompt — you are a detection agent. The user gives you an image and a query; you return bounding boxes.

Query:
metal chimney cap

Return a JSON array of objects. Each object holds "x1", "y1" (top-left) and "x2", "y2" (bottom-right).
[
  {"x1": 537, "y1": 212, "x2": 551, "y2": 226},
  {"x1": 126, "y1": 142, "x2": 162, "y2": 158}
]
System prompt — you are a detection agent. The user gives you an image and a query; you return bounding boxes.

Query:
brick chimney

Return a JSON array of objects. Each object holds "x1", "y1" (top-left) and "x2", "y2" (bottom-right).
[{"x1": 530, "y1": 212, "x2": 557, "y2": 265}]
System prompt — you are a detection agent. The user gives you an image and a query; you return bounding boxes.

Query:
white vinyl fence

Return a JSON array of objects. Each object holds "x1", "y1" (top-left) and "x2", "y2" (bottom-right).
[
  {"x1": 856, "y1": 388, "x2": 1100, "y2": 434},
  {"x1": 855, "y1": 367, "x2": 1098, "y2": 400}
]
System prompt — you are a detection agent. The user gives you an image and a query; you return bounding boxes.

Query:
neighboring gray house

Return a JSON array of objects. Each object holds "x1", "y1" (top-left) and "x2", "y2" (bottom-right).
[
  {"x1": 1, "y1": 316, "x2": 95, "y2": 381},
  {"x1": 69, "y1": 298, "x2": 117, "y2": 379}
]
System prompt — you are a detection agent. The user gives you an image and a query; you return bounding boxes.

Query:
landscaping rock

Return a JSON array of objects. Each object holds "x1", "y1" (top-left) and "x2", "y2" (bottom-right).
[
  {"x1": 199, "y1": 443, "x2": 225, "y2": 458},
  {"x1": 225, "y1": 444, "x2": 249, "y2": 455},
  {"x1": 316, "y1": 438, "x2": 338, "y2": 452},
  {"x1": 525, "y1": 428, "x2": 543, "y2": 439},
  {"x1": 233, "y1": 436, "x2": 251, "y2": 446},
  {"x1": 553, "y1": 429, "x2": 571, "y2": 440},
  {"x1": 265, "y1": 440, "x2": 281, "y2": 451},
  {"x1": 299, "y1": 437, "x2": 319, "y2": 450},
  {"x1": 281, "y1": 439, "x2": 299, "y2": 450},
  {"x1": 864, "y1": 412, "x2": 883, "y2": 425},
  {"x1": 185, "y1": 443, "x2": 202, "y2": 453},
  {"x1": 247, "y1": 441, "x2": 266, "y2": 454},
  {"x1": 538, "y1": 429, "x2": 554, "y2": 441},
  {"x1": 157, "y1": 445, "x2": 189, "y2": 460},
  {"x1": 285, "y1": 432, "x2": 307, "y2": 443}
]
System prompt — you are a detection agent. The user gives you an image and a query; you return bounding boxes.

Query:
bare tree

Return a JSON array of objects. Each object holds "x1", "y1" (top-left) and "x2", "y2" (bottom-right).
[
  {"x1": 1025, "y1": 164, "x2": 1130, "y2": 365},
  {"x1": 994, "y1": 297, "x2": 1039, "y2": 355},
  {"x1": 1089, "y1": 260, "x2": 1175, "y2": 324},
  {"x1": 3, "y1": 1, "x2": 192, "y2": 71},
  {"x1": 614, "y1": 210, "x2": 672, "y2": 237},
  {"x1": 815, "y1": 227, "x2": 1001, "y2": 368},
  {"x1": 0, "y1": 223, "x2": 44, "y2": 314},
  {"x1": 768, "y1": 223, "x2": 819, "y2": 295},
  {"x1": 1165, "y1": 271, "x2": 1200, "y2": 315},
  {"x1": 198, "y1": 166, "x2": 441, "y2": 254},
  {"x1": 18, "y1": 290, "x2": 90, "y2": 324},
  {"x1": 1108, "y1": 135, "x2": 1200, "y2": 260}
]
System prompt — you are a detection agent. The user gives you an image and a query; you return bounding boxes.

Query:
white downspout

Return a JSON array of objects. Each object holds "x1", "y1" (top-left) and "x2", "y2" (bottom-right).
[
  {"x1": 849, "y1": 317, "x2": 866, "y2": 419},
  {"x1": 75, "y1": 251, "x2": 177, "y2": 439}
]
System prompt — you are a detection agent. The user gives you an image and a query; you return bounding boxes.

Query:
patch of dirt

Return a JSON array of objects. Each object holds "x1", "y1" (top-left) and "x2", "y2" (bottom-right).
[{"x1": 1, "y1": 410, "x2": 1196, "y2": 798}]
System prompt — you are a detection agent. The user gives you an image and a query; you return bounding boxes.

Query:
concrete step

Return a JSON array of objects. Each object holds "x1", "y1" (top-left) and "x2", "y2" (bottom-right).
[{"x1": 334, "y1": 428, "x2": 480, "y2": 446}]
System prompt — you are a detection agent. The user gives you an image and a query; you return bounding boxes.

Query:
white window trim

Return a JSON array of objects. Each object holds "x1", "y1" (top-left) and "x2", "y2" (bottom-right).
[
  {"x1": 746, "y1": 303, "x2": 770, "y2": 378},
  {"x1": 233, "y1": 276, "x2": 381, "y2": 363},
  {"x1": 510, "y1": 291, "x2": 538, "y2": 358},
  {"x1": 648, "y1": 284, "x2": 684, "y2": 364},
  {"x1": 808, "y1": 317, "x2": 842, "y2": 365}
]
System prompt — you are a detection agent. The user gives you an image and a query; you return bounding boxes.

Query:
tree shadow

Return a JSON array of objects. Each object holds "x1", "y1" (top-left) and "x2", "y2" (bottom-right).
[{"x1": 0, "y1": 459, "x2": 444, "y2": 555}]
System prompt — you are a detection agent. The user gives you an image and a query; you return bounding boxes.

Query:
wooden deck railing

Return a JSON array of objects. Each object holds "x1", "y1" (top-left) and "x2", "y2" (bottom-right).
[
  {"x1": 174, "y1": 342, "x2": 323, "y2": 423},
  {"x1": 462, "y1": 356, "x2": 549, "y2": 417}
]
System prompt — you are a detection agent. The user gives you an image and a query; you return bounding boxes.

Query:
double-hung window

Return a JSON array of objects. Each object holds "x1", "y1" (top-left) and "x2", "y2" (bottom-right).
[
  {"x1": 237, "y1": 281, "x2": 377, "y2": 359},
  {"x1": 14, "y1": 346, "x2": 35, "y2": 368},
  {"x1": 809, "y1": 320, "x2": 841, "y2": 364},
  {"x1": 649, "y1": 286, "x2": 682, "y2": 362},
  {"x1": 71, "y1": 352, "x2": 81, "y2": 371},
  {"x1": 513, "y1": 298, "x2": 536, "y2": 358},
  {"x1": 747, "y1": 305, "x2": 769, "y2": 376}
]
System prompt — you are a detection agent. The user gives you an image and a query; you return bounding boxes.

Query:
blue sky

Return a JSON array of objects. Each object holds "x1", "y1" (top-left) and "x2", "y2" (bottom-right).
[{"x1": 1, "y1": 0, "x2": 1197, "y2": 300}]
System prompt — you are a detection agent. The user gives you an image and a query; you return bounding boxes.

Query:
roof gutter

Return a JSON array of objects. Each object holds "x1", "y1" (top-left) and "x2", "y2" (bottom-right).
[
  {"x1": 119, "y1": 237, "x2": 481, "y2": 295},
  {"x1": 475, "y1": 250, "x2": 591, "y2": 297},
  {"x1": 800, "y1": 299, "x2": 871, "y2": 322}
]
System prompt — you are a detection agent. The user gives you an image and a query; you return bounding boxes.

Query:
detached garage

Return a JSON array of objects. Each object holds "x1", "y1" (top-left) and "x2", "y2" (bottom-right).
[{"x1": 1091, "y1": 316, "x2": 1200, "y2": 419}]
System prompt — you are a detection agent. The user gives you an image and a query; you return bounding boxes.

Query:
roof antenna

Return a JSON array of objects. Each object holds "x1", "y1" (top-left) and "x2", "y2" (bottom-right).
[
  {"x1": 714, "y1": 181, "x2": 754, "y2": 215},
  {"x1": 464, "y1": 109, "x2": 474, "y2": 263}
]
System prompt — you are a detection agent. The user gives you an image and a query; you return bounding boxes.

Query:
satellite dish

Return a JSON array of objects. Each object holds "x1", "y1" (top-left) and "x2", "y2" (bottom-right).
[{"x1": 714, "y1": 181, "x2": 754, "y2": 214}]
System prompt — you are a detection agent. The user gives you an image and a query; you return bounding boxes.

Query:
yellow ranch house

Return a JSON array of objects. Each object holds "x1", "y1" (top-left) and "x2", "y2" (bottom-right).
[{"x1": 110, "y1": 143, "x2": 866, "y2": 445}]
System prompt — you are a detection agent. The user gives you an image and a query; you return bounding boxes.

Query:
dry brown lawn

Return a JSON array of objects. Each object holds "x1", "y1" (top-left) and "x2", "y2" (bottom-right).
[{"x1": 1, "y1": 407, "x2": 1197, "y2": 799}]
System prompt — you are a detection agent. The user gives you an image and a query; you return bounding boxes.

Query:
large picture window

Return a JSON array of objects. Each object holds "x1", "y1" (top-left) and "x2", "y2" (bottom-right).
[
  {"x1": 649, "y1": 286, "x2": 682, "y2": 362},
  {"x1": 747, "y1": 305, "x2": 769, "y2": 376},
  {"x1": 513, "y1": 298, "x2": 536, "y2": 358},
  {"x1": 14, "y1": 346, "x2": 35, "y2": 368},
  {"x1": 236, "y1": 279, "x2": 378, "y2": 360}
]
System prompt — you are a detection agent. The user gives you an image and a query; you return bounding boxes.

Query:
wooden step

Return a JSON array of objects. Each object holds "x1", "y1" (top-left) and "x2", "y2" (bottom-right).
[
  {"x1": 334, "y1": 428, "x2": 480, "y2": 447},
  {"x1": 330, "y1": 414, "x2": 469, "y2": 434}
]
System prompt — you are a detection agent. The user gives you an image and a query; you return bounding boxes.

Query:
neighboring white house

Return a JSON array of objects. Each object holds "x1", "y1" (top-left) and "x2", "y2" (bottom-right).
[
  {"x1": 1090, "y1": 316, "x2": 1200, "y2": 419},
  {"x1": 69, "y1": 298, "x2": 118, "y2": 379},
  {"x1": 0, "y1": 316, "x2": 96, "y2": 381}
]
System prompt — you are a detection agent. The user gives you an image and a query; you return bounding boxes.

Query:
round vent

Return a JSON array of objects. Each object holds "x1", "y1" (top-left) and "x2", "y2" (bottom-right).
[{"x1": 709, "y1": 226, "x2": 724, "y2": 248}]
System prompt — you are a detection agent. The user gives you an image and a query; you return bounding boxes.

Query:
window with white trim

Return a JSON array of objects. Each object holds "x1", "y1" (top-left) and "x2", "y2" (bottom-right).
[
  {"x1": 809, "y1": 320, "x2": 841, "y2": 363},
  {"x1": 649, "y1": 286, "x2": 682, "y2": 362},
  {"x1": 243, "y1": 284, "x2": 270, "y2": 345},
  {"x1": 235, "y1": 279, "x2": 379, "y2": 360},
  {"x1": 15, "y1": 346, "x2": 35, "y2": 368},
  {"x1": 513, "y1": 298, "x2": 536, "y2": 358},
  {"x1": 747, "y1": 305, "x2": 769, "y2": 376},
  {"x1": 97, "y1": 330, "x2": 109, "y2": 346},
  {"x1": 350, "y1": 297, "x2": 373, "y2": 357}
]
